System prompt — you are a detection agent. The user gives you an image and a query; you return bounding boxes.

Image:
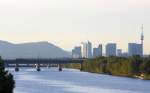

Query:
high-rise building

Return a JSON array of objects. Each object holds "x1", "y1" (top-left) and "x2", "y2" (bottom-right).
[
  {"x1": 117, "y1": 49, "x2": 122, "y2": 57},
  {"x1": 122, "y1": 52, "x2": 129, "y2": 58},
  {"x1": 106, "y1": 43, "x2": 117, "y2": 57},
  {"x1": 87, "y1": 41, "x2": 92, "y2": 58},
  {"x1": 72, "y1": 46, "x2": 82, "y2": 58},
  {"x1": 82, "y1": 42, "x2": 88, "y2": 58},
  {"x1": 93, "y1": 44, "x2": 103, "y2": 58},
  {"x1": 128, "y1": 43, "x2": 143, "y2": 57},
  {"x1": 128, "y1": 24, "x2": 144, "y2": 57},
  {"x1": 81, "y1": 41, "x2": 92, "y2": 58}
]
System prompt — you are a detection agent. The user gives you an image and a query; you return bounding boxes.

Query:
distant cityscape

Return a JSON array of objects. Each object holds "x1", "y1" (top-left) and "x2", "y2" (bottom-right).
[{"x1": 72, "y1": 25, "x2": 144, "y2": 58}]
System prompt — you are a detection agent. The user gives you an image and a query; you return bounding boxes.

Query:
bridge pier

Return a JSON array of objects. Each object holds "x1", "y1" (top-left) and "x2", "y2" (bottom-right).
[
  {"x1": 47, "y1": 64, "x2": 51, "y2": 68},
  {"x1": 36, "y1": 63, "x2": 41, "y2": 71},
  {"x1": 80, "y1": 63, "x2": 83, "y2": 71},
  {"x1": 15, "y1": 64, "x2": 19, "y2": 72},
  {"x1": 58, "y1": 64, "x2": 62, "y2": 71}
]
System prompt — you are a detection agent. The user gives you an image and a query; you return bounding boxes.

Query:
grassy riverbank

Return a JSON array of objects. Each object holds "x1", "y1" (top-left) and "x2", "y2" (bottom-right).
[{"x1": 65, "y1": 56, "x2": 150, "y2": 80}]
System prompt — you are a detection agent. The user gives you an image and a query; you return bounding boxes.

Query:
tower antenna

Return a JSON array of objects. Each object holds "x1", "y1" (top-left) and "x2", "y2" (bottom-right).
[
  {"x1": 141, "y1": 24, "x2": 144, "y2": 56},
  {"x1": 141, "y1": 24, "x2": 144, "y2": 45}
]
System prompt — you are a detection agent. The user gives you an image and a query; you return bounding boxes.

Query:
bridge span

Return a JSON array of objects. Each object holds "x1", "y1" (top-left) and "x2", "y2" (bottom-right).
[{"x1": 4, "y1": 58, "x2": 85, "y2": 72}]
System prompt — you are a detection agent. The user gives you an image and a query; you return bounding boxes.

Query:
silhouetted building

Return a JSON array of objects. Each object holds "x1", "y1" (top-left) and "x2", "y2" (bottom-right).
[{"x1": 106, "y1": 43, "x2": 117, "y2": 57}]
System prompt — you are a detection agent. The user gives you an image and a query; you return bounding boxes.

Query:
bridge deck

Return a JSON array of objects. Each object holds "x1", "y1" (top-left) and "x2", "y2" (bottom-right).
[{"x1": 4, "y1": 59, "x2": 85, "y2": 64}]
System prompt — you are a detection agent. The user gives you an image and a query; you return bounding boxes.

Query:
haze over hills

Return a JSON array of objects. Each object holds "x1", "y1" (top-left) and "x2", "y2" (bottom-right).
[{"x1": 0, "y1": 40, "x2": 71, "y2": 59}]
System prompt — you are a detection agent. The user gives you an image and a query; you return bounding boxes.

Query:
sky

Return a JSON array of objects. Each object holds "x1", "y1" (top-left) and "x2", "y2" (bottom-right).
[{"x1": 0, "y1": 0, "x2": 150, "y2": 54}]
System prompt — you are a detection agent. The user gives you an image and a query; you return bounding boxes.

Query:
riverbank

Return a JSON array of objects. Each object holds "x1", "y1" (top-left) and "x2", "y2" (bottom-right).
[
  {"x1": 134, "y1": 74, "x2": 150, "y2": 80},
  {"x1": 64, "y1": 56, "x2": 150, "y2": 80}
]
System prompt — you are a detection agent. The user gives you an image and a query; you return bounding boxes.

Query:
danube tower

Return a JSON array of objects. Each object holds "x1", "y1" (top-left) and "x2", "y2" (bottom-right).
[{"x1": 141, "y1": 24, "x2": 144, "y2": 56}]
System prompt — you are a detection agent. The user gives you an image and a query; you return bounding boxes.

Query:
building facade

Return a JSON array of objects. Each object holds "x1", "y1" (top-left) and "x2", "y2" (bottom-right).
[
  {"x1": 117, "y1": 49, "x2": 122, "y2": 57},
  {"x1": 72, "y1": 46, "x2": 82, "y2": 58},
  {"x1": 87, "y1": 41, "x2": 92, "y2": 58},
  {"x1": 106, "y1": 43, "x2": 117, "y2": 57},
  {"x1": 82, "y1": 41, "x2": 92, "y2": 58},
  {"x1": 93, "y1": 44, "x2": 103, "y2": 58},
  {"x1": 128, "y1": 43, "x2": 143, "y2": 57}
]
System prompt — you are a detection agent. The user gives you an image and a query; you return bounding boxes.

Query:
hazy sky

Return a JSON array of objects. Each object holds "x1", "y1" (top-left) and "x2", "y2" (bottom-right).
[{"x1": 0, "y1": 0, "x2": 150, "y2": 54}]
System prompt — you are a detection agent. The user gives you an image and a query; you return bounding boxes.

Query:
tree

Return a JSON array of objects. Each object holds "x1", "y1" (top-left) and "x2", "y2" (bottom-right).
[
  {"x1": 130, "y1": 55, "x2": 142, "y2": 75},
  {"x1": 0, "y1": 57, "x2": 15, "y2": 93},
  {"x1": 140, "y1": 57, "x2": 150, "y2": 74}
]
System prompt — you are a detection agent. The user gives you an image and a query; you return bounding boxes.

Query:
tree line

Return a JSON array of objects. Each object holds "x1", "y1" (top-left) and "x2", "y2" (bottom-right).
[{"x1": 65, "y1": 55, "x2": 150, "y2": 80}]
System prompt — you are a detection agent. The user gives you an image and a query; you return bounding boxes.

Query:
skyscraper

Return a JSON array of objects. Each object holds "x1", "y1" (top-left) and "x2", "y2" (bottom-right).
[
  {"x1": 82, "y1": 42, "x2": 88, "y2": 58},
  {"x1": 106, "y1": 43, "x2": 117, "y2": 57},
  {"x1": 117, "y1": 49, "x2": 122, "y2": 57},
  {"x1": 81, "y1": 41, "x2": 92, "y2": 58},
  {"x1": 93, "y1": 44, "x2": 103, "y2": 58},
  {"x1": 87, "y1": 41, "x2": 92, "y2": 58},
  {"x1": 72, "y1": 46, "x2": 82, "y2": 58},
  {"x1": 128, "y1": 43, "x2": 143, "y2": 57},
  {"x1": 127, "y1": 24, "x2": 144, "y2": 57}
]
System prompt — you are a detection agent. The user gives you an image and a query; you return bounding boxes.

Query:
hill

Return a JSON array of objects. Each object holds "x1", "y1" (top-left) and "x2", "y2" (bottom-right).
[{"x1": 0, "y1": 40, "x2": 71, "y2": 59}]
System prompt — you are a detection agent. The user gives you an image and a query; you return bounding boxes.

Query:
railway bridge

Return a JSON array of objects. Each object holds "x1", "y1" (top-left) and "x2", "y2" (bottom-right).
[{"x1": 4, "y1": 58, "x2": 85, "y2": 72}]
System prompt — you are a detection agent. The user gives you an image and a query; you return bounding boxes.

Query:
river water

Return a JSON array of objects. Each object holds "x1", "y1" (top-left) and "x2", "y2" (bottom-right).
[{"x1": 7, "y1": 68, "x2": 150, "y2": 93}]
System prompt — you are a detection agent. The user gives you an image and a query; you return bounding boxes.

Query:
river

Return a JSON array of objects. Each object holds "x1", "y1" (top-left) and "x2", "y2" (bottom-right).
[{"x1": 7, "y1": 68, "x2": 150, "y2": 93}]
